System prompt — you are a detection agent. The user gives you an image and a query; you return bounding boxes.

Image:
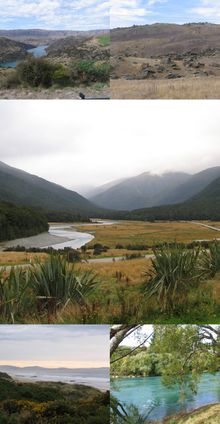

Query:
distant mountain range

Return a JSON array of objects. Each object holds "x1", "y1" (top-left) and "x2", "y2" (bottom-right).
[
  {"x1": 0, "y1": 365, "x2": 108, "y2": 374},
  {"x1": 0, "y1": 161, "x2": 99, "y2": 217},
  {"x1": 131, "y1": 176, "x2": 220, "y2": 221},
  {"x1": 1, "y1": 161, "x2": 220, "y2": 222},
  {"x1": 89, "y1": 167, "x2": 220, "y2": 211}
]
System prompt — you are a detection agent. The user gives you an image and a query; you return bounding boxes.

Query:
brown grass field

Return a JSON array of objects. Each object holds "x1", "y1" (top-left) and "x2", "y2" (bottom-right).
[
  {"x1": 0, "y1": 251, "x2": 48, "y2": 266},
  {"x1": 164, "y1": 404, "x2": 220, "y2": 424},
  {"x1": 83, "y1": 220, "x2": 220, "y2": 249},
  {"x1": 111, "y1": 77, "x2": 220, "y2": 99}
]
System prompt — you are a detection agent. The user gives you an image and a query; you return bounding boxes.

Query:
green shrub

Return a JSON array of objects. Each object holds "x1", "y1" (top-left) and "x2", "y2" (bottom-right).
[
  {"x1": 200, "y1": 241, "x2": 220, "y2": 278},
  {"x1": 16, "y1": 57, "x2": 55, "y2": 87},
  {"x1": 143, "y1": 245, "x2": 202, "y2": 312},
  {"x1": 52, "y1": 64, "x2": 71, "y2": 86},
  {"x1": 72, "y1": 60, "x2": 110, "y2": 83},
  {"x1": 29, "y1": 255, "x2": 98, "y2": 318}
]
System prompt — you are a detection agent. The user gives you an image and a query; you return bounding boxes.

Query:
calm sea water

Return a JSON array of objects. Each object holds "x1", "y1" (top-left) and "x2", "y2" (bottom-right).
[
  {"x1": 7, "y1": 367, "x2": 109, "y2": 391},
  {"x1": 111, "y1": 373, "x2": 220, "y2": 421}
]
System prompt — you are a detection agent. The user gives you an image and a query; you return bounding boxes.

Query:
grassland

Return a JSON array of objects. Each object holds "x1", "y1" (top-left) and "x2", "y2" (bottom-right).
[
  {"x1": 81, "y1": 220, "x2": 220, "y2": 250},
  {"x1": 98, "y1": 35, "x2": 110, "y2": 47},
  {"x1": 111, "y1": 78, "x2": 220, "y2": 99},
  {"x1": 164, "y1": 404, "x2": 220, "y2": 424},
  {"x1": 1, "y1": 220, "x2": 220, "y2": 324}
]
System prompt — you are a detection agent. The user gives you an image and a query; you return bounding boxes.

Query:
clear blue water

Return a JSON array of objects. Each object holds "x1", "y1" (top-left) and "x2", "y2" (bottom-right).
[
  {"x1": 111, "y1": 373, "x2": 220, "y2": 421},
  {"x1": 0, "y1": 44, "x2": 48, "y2": 68}
]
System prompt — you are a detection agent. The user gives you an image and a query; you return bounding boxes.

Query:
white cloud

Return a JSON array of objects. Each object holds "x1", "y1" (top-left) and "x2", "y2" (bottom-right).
[
  {"x1": 110, "y1": 0, "x2": 168, "y2": 28},
  {"x1": 0, "y1": 0, "x2": 109, "y2": 30},
  {"x1": 190, "y1": 0, "x2": 220, "y2": 21}
]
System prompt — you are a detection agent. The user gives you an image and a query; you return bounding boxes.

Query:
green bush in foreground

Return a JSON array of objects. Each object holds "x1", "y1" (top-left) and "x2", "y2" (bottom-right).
[
  {"x1": 0, "y1": 255, "x2": 98, "y2": 323},
  {"x1": 143, "y1": 245, "x2": 202, "y2": 312},
  {"x1": 72, "y1": 60, "x2": 110, "y2": 83}
]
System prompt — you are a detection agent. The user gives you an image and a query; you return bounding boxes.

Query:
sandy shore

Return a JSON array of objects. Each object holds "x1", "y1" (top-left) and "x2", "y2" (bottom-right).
[{"x1": 0, "y1": 231, "x2": 69, "y2": 251}]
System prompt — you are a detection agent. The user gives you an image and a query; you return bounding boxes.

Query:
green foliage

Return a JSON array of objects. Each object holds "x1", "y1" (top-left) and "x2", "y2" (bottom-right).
[
  {"x1": 29, "y1": 255, "x2": 98, "y2": 318},
  {"x1": 150, "y1": 325, "x2": 218, "y2": 401},
  {"x1": 0, "y1": 267, "x2": 31, "y2": 323},
  {"x1": 16, "y1": 57, "x2": 56, "y2": 87},
  {"x1": 52, "y1": 64, "x2": 71, "y2": 86},
  {"x1": 143, "y1": 245, "x2": 202, "y2": 312},
  {"x1": 200, "y1": 241, "x2": 220, "y2": 278},
  {"x1": 0, "y1": 202, "x2": 48, "y2": 242},
  {"x1": 97, "y1": 35, "x2": 110, "y2": 46},
  {"x1": 111, "y1": 399, "x2": 152, "y2": 424},
  {"x1": 0, "y1": 376, "x2": 109, "y2": 424},
  {"x1": 72, "y1": 60, "x2": 110, "y2": 83}
]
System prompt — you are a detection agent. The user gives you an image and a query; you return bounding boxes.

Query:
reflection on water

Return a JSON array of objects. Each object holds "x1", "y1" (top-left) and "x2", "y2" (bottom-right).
[{"x1": 111, "y1": 373, "x2": 220, "y2": 421}]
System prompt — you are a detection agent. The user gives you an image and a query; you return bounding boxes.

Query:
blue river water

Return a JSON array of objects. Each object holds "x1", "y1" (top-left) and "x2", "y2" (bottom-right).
[
  {"x1": 111, "y1": 373, "x2": 220, "y2": 421},
  {"x1": 0, "y1": 44, "x2": 48, "y2": 68}
]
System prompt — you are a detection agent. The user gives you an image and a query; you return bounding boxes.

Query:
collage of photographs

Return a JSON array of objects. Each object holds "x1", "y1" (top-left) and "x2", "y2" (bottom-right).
[{"x1": 0, "y1": 1, "x2": 220, "y2": 424}]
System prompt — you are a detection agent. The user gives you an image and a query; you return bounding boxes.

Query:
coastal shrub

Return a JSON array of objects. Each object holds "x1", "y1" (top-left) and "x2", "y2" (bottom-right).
[{"x1": 143, "y1": 245, "x2": 202, "y2": 312}]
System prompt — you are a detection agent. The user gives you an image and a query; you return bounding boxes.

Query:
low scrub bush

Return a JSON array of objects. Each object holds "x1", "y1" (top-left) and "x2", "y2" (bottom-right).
[
  {"x1": 16, "y1": 57, "x2": 56, "y2": 88},
  {"x1": 72, "y1": 60, "x2": 110, "y2": 83}
]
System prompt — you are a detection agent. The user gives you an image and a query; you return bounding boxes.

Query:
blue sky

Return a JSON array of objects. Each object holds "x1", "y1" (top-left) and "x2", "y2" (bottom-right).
[
  {"x1": 0, "y1": 325, "x2": 109, "y2": 368},
  {"x1": 111, "y1": 0, "x2": 220, "y2": 28},
  {"x1": 0, "y1": 0, "x2": 109, "y2": 30}
]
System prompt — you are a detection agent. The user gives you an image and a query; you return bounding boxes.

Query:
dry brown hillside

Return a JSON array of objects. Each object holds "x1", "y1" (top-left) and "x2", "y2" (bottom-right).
[{"x1": 111, "y1": 23, "x2": 220, "y2": 98}]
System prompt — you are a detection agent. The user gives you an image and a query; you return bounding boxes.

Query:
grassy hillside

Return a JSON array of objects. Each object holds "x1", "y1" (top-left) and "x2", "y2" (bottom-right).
[
  {"x1": 0, "y1": 202, "x2": 48, "y2": 242},
  {"x1": 47, "y1": 35, "x2": 110, "y2": 61},
  {"x1": 0, "y1": 372, "x2": 109, "y2": 424},
  {"x1": 165, "y1": 403, "x2": 220, "y2": 424},
  {"x1": 0, "y1": 161, "x2": 99, "y2": 217},
  {"x1": 111, "y1": 23, "x2": 220, "y2": 56}
]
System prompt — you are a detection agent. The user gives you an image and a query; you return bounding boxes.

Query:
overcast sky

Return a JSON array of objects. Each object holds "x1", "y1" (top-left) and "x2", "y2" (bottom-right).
[
  {"x1": 111, "y1": 0, "x2": 220, "y2": 28},
  {"x1": 1, "y1": 100, "x2": 220, "y2": 194},
  {"x1": 0, "y1": 325, "x2": 109, "y2": 368},
  {"x1": 0, "y1": 0, "x2": 109, "y2": 30}
]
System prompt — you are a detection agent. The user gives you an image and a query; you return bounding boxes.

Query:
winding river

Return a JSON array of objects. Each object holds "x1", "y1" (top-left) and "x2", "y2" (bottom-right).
[
  {"x1": 0, "y1": 44, "x2": 48, "y2": 68},
  {"x1": 43, "y1": 220, "x2": 116, "y2": 250},
  {"x1": 111, "y1": 373, "x2": 220, "y2": 421}
]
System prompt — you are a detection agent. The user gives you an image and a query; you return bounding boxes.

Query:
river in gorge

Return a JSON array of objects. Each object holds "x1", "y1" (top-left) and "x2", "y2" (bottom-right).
[
  {"x1": 0, "y1": 44, "x2": 48, "y2": 68},
  {"x1": 111, "y1": 373, "x2": 220, "y2": 421}
]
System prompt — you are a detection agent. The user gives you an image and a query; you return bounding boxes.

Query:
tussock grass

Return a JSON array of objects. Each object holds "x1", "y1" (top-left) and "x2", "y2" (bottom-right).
[
  {"x1": 84, "y1": 221, "x2": 220, "y2": 250},
  {"x1": 111, "y1": 77, "x2": 220, "y2": 99}
]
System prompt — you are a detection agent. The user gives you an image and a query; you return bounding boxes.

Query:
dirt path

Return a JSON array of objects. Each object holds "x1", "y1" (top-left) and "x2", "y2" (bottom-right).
[{"x1": 0, "y1": 85, "x2": 110, "y2": 99}]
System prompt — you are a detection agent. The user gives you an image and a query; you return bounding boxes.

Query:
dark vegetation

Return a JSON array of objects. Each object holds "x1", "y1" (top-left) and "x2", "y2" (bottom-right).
[
  {"x1": 4, "y1": 57, "x2": 110, "y2": 89},
  {"x1": 0, "y1": 372, "x2": 109, "y2": 424},
  {"x1": 0, "y1": 202, "x2": 48, "y2": 242},
  {"x1": 0, "y1": 160, "x2": 100, "y2": 217},
  {"x1": 129, "y1": 177, "x2": 220, "y2": 221}
]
